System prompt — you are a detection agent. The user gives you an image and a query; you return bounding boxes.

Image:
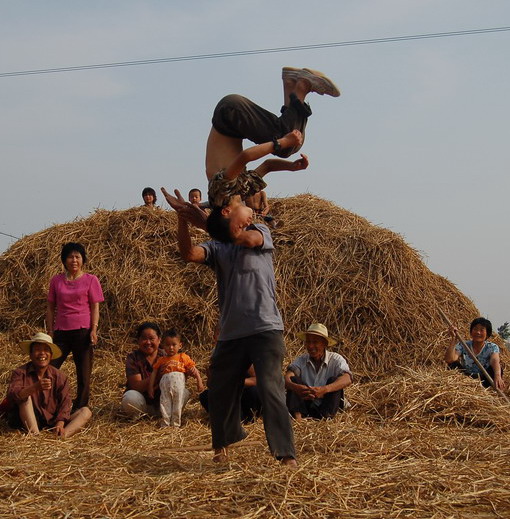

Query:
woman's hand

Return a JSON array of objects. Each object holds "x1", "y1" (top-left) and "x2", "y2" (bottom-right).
[
  {"x1": 90, "y1": 329, "x2": 98, "y2": 346},
  {"x1": 494, "y1": 374, "x2": 506, "y2": 391}
]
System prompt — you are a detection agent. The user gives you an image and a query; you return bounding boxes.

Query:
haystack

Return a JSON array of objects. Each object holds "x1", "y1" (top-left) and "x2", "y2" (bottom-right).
[{"x1": 0, "y1": 195, "x2": 479, "y2": 377}]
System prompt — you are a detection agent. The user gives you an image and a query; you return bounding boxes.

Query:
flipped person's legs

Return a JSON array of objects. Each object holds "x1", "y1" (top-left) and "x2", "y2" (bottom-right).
[{"x1": 249, "y1": 330, "x2": 296, "y2": 460}]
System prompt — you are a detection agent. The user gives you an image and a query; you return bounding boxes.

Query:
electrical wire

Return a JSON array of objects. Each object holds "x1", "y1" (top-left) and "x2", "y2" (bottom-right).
[{"x1": 0, "y1": 26, "x2": 509, "y2": 78}]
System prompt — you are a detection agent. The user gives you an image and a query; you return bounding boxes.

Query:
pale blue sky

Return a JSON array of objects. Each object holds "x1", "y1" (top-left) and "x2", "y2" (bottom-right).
[{"x1": 1, "y1": 1, "x2": 509, "y2": 327}]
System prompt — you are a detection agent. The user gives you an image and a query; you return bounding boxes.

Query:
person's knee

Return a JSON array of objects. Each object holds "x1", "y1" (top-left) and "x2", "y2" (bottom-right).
[
  {"x1": 78, "y1": 406, "x2": 92, "y2": 421},
  {"x1": 121, "y1": 390, "x2": 147, "y2": 415}
]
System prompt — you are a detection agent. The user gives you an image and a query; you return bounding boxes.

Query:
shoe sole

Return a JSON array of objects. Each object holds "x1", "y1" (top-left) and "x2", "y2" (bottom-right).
[{"x1": 282, "y1": 67, "x2": 340, "y2": 97}]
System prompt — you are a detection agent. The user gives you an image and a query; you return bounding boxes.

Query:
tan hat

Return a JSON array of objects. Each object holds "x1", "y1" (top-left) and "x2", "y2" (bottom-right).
[
  {"x1": 297, "y1": 323, "x2": 337, "y2": 347},
  {"x1": 19, "y1": 332, "x2": 62, "y2": 360}
]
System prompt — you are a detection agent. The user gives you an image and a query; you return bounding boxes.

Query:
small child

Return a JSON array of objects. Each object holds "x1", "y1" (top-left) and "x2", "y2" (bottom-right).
[
  {"x1": 206, "y1": 130, "x2": 308, "y2": 243},
  {"x1": 188, "y1": 188, "x2": 202, "y2": 206},
  {"x1": 142, "y1": 187, "x2": 157, "y2": 209},
  {"x1": 148, "y1": 329, "x2": 204, "y2": 427}
]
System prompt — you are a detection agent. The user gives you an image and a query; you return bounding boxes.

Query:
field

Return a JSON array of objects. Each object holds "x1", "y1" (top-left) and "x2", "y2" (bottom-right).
[{"x1": 1, "y1": 196, "x2": 509, "y2": 518}]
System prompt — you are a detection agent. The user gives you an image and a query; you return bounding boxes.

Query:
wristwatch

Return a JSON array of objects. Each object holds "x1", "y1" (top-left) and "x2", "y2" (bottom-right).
[{"x1": 272, "y1": 137, "x2": 281, "y2": 153}]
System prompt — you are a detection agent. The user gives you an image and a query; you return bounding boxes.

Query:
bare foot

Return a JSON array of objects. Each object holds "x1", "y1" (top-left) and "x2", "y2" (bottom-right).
[
  {"x1": 281, "y1": 457, "x2": 298, "y2": 468},
  {"x1": 213, "y1": 447, "x2": 228, "y2": 464}
]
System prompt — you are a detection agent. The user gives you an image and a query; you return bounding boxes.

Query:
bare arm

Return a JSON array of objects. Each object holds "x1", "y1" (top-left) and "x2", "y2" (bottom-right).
[
  {"x1": 147, "y1": 370, "x2": 157, "y2": 399},
  {"x1": 259, "y1": 192, "x2": 270, "y2": 216},
  {"x1": 46, "y1": 301, "x2": 56, "y2": 337},
  {"x1": 490, "y1": 352, "x2": 505, "y2": 390},
  {"x1": 126, "y1": 373, "x2": 149, "y2": 394},
  {"x1": 232, "y1": 228, "x2": 264, "y2": 248},
  {"x1": 224, "y1": 130, "x2": 303, "y2": 180},
  {"x1": 254, "y1": 154, "x2": 309, "y2": 177},
  {"x1": 189, "y1": 367, "x2": 205, "y2": 393},
  {"x1": 310, "y1": 372, "x2": 352, "y2": 399},
  {"x1": 89, "y1": 302, "x2": 99, "y2": 345},
  {"x1": 444, "y1": 327, "x2": 460, "y2": 364},
  {"x1": 177, "y1": 215, "x2": 206, "y2": 263}
]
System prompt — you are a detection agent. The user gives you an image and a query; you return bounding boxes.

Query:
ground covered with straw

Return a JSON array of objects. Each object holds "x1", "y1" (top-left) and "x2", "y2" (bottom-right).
[{"x1": 1, "y1": 195, "x2": 509, "y2": 517}]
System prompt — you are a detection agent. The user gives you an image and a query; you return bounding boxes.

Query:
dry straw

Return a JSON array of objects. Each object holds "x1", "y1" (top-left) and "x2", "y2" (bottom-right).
[
  {"x1": 1, "y1": 196, "x2": 510, "y2": 517},
  {"x1": 0, "y1": 195, "x2": 482, "y2": 378}
]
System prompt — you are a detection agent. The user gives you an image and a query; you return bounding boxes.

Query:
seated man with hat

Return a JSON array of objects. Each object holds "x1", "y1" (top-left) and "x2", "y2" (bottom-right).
[
  {"x1": 285, "y1": 323, "x2": 352, "y2": 420},
  {"x1": 5, "y1": 332, "x2": 92, "y2": 438}
]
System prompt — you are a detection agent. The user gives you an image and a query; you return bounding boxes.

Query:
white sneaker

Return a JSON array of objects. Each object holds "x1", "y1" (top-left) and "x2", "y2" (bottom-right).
[{"x1": 282, "y1": 67, "x2": 341, "y2": 97}]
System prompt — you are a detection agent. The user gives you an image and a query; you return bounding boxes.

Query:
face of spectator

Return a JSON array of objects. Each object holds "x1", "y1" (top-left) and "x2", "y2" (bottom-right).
[
  {"x1": 188, "y1": 191, "x2": 201, "y2": 205},
  {"x1": 162, "y1": 336, "x2": 182, "y2": 356},
  {"x1": 30, "y1": 343, "x2": 53, "y2": 368},
  {"x1": 64, "y1": 251, "x2": 84, "y2": 274},
  {"x1": 305, "y1": 333, "x2": 328, "y2": 361},
  {"x1": 143, "y1": 193, "x2": 155, "y2": 206},
  {"x1": 470, "y1": 324, "x2": 488, "y2": 344},
  {"x1": 138, "y1": 328, "x2": 161, "y2": 356}
]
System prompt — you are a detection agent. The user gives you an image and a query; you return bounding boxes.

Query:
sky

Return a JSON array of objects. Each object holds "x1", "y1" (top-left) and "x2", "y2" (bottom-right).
[{"x1": 1, "y1": 1, "x2": 509, "y2": 328}]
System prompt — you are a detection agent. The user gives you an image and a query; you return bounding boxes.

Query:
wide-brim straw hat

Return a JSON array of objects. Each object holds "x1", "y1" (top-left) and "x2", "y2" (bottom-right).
[
  {"x1": 297, "y1": 323, "x2": 337, "y2": 347},
  {"x1": 19, "y1": 332, "x2": 62, "y2": 360}
]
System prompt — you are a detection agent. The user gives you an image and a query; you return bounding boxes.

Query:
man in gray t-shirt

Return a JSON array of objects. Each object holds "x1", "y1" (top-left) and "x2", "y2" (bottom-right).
[{"x1": 175, "y1": 205, "x2": 296, "y2": 466}]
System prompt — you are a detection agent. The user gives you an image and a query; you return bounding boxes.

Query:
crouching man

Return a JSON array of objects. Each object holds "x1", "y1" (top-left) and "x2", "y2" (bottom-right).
[
  {"x1": 5, "y1": 332, "x2": 92, "y2": 438},
  {"x1": 285, "y1": 323, "x2": 352, "y2": 420}
]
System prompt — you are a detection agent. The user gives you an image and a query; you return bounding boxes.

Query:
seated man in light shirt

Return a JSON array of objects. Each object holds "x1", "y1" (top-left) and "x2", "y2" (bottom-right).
[{"x1": 285, "y1": 323, "x2": 352, "y2": 420}]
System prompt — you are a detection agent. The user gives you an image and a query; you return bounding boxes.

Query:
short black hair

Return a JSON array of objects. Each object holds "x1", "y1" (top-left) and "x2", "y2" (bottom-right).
[
  {"x1": 162, "y1": 328, "x2": 181, "y2": 341},
  {"x1": 206, "y1": 207, "x2": 233, "y2": 243},
  {"x1": 136, "y1": 321, "x2": 161, "y2": 339},
  {"x1": 60, "y1": 242, "x2": 87, "y2": 267},
  {"x1": 470, "y1": 317, "x2": 492, "y2": 337},
  {"x1": 142, "y1": 187, "x2": 157, "y2": 203},
  {"x1": 188, "y1": 188, "x2": 202, "y2": 197},
  {"x1": 29, "y1": 342, "x2": 52, "y2": 356}
]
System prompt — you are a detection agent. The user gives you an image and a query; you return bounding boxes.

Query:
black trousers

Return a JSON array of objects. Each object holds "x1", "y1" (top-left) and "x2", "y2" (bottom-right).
[
  {"x1": 212, "y1": 93, "x2": 312, "y2": 158},
  {"x1": 286, "y1": 375, "x2": 345, "y2": 419},
  {"x1": 200, "y1": 385, "x2": 261, "y2": 424},
  {"x1": 51, "y1": 328, "x2": 93, "y2": 409},
  {"x1": 208, "y1": 330, "x2": 295, "y2": 459}
]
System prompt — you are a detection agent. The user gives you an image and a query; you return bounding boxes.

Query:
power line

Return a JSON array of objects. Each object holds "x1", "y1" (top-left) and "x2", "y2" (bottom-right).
[
  {"x1": 1, "y1": 26, "x2": 509, "y2": 79},
  {"x1": 0, "y1": 231, "x2": 20, "y2": 240}
]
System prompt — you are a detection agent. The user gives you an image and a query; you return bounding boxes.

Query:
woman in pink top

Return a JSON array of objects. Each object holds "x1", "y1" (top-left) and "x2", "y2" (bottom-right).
[{"x1": 46, "y1": 242, "x2": 104, "y2": 410}]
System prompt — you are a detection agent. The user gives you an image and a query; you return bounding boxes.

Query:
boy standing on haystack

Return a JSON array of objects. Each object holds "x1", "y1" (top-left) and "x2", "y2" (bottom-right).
[{"x1": 168, "y1": 190, "x2": 296, "y2": 466}]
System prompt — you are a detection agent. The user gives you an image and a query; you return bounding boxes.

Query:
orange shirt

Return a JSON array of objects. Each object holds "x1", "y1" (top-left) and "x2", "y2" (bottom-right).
[{"x1": 153, "y1": 353, "x2": 195, "y2": 376}]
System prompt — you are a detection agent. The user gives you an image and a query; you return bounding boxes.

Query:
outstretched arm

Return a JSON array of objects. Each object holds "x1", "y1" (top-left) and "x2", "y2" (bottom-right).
[
  {"x1": 254, "y1": 153, "x2": 309, "y2": 177},
  {"x1": 177, "y1": 215, "x2": 206, "y2": 263},
  {"x1": 224, "y1": 130, "x2": 303, "y2": 181},
  {"x1": 444, "y1": 326, "x2": 460, "y2": 364},
  {"x1": 161, "y1": 187, "x2": 208, "y2": 230}
]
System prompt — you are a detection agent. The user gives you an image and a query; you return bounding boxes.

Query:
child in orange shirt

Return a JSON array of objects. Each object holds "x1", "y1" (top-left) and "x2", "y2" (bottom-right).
[{"x1": 148, "y1": 329, "x2": 204, "y2": 427}]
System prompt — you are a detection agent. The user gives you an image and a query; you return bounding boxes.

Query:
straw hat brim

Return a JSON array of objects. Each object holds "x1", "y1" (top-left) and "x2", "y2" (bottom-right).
[
  {"x1": 18, "y1": 340, "x2": 62, "y2": 360},
  {"x1": 297, "y1": 331, "x2": 337, "y2": 347}
]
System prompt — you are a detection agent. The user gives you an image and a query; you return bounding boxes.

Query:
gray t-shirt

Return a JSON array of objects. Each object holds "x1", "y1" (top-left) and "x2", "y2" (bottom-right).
[{"x1": 200, "y1": 223, "x2": 283, "y2": 341}]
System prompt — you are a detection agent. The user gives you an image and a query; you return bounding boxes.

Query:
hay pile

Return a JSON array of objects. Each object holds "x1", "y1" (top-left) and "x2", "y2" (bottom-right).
[
  {"x1": 0, "y1": 195, "x2": 480, "y2": 377},
  {"x1": 1, "y1": 329, "x2": 510, "y2": 519}
]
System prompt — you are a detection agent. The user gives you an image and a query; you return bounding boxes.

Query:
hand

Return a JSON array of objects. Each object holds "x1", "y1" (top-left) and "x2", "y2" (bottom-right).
[
  {"x1": 39, "y1": 377, "x2": 52, "y2": 391},
  {"x1": 90, "y1": 329, "x2": 98, "y2": 346},
  {"x1": 54, "y1": 421, "x2": 65, "y2": 437},
  {"x1": 289, "y1": 153, "x2": 309, "y2": 171},
  {"x1": 294, "y1": 384, "x2": 315, "y2": 400},
  {"x1": 161, "y1": 188, "x2": 208, "y2": 230},
  {"x1": 281, "y1": 129, "x2": 303, "y2": 148},
  {"x1": 308, "y1": 386, "x2": 328, "y2": 399},
  {"x1": 494, "y1": 375, "x2": 506, "y2": 391}
]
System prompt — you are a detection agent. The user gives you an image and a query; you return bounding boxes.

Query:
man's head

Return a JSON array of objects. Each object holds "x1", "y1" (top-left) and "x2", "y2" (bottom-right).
[
  {"x1": 19, "y1": 332, "x2": 62, "y2": 362},
  {"x1": 207, "y1": 197, "x2": 254, "y2": 243},
  {"x1": 188, "y1": 189, "x2": 202, "y2": 205},
  {"x1": 298, "y1": 323, "x2": 337, "y2": 361}
]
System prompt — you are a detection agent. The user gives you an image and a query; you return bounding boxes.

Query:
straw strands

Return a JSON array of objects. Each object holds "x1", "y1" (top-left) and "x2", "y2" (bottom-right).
[
  {"x1": 0, "y1": 195, "x2": 480, "y2": 378},
  {"x1": 1, "y1": 195, "x2": 509, "y2": 517}
]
